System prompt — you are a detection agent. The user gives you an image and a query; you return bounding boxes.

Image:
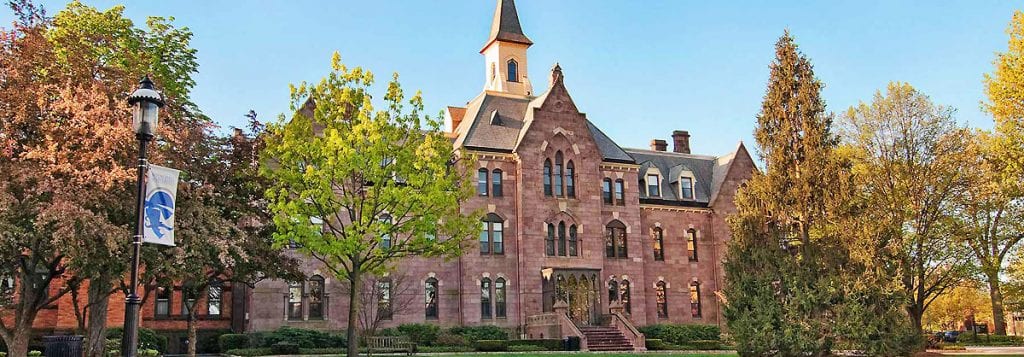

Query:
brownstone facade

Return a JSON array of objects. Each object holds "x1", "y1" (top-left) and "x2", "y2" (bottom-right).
[{"x1": 245, "y1": 0, "x2": 754, "y2": 334}]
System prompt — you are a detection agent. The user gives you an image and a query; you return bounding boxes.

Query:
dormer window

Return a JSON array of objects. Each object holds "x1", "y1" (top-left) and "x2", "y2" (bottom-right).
[
  {"x1": 680, "y1": 177, "x2": 694, "y2": 200},
  {"x1": 507, "y1": 59, "x2": 519, "y2": 83},
  {"x1": 646, "y1": 174, "x2": 661, "y2": 197}
]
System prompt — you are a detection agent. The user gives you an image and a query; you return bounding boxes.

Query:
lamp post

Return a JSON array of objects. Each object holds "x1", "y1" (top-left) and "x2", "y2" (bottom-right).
[{"x1": 122, "y1": 76, "x2": 163, "y2": 357}]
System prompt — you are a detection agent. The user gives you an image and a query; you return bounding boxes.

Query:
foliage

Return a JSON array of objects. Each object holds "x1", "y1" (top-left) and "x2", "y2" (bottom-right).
[
  {"x1": 106, "y1": 327, "x2": 167, "y2": 352},
  {"x1": 842, "y1": 81, "x2": 974, "y2": 335},
  {"x1": 396, "y1": 323, "x2": 440, "y2": 346},
  {"x1": 259, "y1": 327, "x2": 346, "y2": 349},
  {"x1": 27, "y1": 351, "x2": 41, "y2": 357},
  {"x1": 923, "y1": 284, "x2": 993, "y2": 333},
  {"x1": 261, "y1": 52, "x2": 480, "y2": 357},
  {"x1": 473, "y1": 339, "x2": 508, "y2": 352},
  {"x1": 270, "y1": 342, "x2": 299, "y2": 355},
  {"x1": 223, "y1": 348, "x2": 273, "y2": 356},
  {"x1": 417, "y1": 345, "x2": 475, "y2": 353},
  {"x1": 508, "y1": 339, "x2": 564, "y2": 351},
  {"x1": 435, "y1": 331, "x2": 469, "y2": 346},
  {"x1": 218, "y1": 334, "x2": 249, "y2": 352},
  {"x1": 638, "y1": 324, "x2": 720, "y2": 345},
  {"x1": 983, "y1": 11, "x2": 1024, "y2": 180},
  {"x1": 448, "y1": 325, "x2": 509, "y2": 341},
  {"x1": 683, "y1": 340, "x2": 723, "y2": 350},
  {"x1": 507, "y1": 341, "x2": 548, "y2": 349},
  {"x1": 724, "y1": 31, "x2": 913, "y2": 356},
  {"x1": 646, "y1": 339, "x2": 669, "y2": 350}
]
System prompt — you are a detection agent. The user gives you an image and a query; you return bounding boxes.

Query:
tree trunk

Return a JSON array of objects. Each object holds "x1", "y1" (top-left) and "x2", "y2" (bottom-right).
[
  {"x1": 989, "y1": 273, "x2": 1008, "y2": 335},
  {"x1": 6, "y1": 331, "x2": 30, "y2": 357},
  {"x1": 908, "y1": 305, "x2": 924, "y2": 335},
  {"x1": 84, "y1": 278, "x2": 112, "y2": 357},
  {"x1": 346, "y1": 267, "x2": 361, "y2": 357},
  {"x1": 187, "y1": 313, "x2": 198, "y2": 357}
]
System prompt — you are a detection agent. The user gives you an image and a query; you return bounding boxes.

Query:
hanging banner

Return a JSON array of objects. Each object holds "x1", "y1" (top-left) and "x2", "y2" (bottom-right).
[{"x1": 143, "y1": 164, "x2": 180, "y2": 246}]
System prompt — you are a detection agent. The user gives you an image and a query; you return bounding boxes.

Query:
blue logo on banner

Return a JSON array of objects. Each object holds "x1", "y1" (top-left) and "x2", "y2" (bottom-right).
[{"x1": 144, "y1": 190, "x2": 175, "y2": 239}]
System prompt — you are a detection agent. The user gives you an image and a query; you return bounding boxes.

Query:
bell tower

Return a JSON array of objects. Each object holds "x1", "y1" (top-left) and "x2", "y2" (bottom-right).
[{"x1": 481, "y1": 0, "x2": 533, "y2": 97}]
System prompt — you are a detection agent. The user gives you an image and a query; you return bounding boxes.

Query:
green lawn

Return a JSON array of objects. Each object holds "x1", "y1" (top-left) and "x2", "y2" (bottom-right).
[{"x1": 421, "y1": 354, "x2": 736, "y2": 357}]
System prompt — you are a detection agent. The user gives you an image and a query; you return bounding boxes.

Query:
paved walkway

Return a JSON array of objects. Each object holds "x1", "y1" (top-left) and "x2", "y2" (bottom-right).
[{"x1": 931, "y1": 346, "x2": 1024, "y2": 355}]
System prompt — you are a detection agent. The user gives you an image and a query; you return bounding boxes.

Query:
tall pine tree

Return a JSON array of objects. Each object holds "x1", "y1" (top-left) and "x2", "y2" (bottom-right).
[{"x1": 722, "y1": 32, "x2": 912, "y2": 356}]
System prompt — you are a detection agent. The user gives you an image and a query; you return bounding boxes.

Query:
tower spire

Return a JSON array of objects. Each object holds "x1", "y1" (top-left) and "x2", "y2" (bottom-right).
[{"x1": 481, "y1": 0, "x2": 532, "y2": 53}]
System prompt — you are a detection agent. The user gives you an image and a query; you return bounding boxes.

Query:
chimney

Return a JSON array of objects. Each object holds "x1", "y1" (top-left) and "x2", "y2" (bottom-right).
[
  {"x1": 232, "y1": 127, "x2": 244, "y2": 138},
  {"x1": 672, "y1": 130, "x2": 691, "y2": 154},
  {"x1": 650, "y1": 139, "x2": 667, "y2": 151}
]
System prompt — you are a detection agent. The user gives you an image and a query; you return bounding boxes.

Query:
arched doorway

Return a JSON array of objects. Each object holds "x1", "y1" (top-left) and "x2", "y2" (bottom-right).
[{"x1": 542, "y1": 269, "x2": 600, "y2": 325}]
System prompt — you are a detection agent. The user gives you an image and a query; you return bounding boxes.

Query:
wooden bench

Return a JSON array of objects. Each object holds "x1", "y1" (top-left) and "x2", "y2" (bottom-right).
[{"x1": 366, "y1": 335, "x2": 416, "y2": 356}]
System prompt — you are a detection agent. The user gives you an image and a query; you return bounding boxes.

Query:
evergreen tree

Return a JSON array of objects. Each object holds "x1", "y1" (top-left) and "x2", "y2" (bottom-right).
[{"x1": 723, "y1": 32, "x2": 912, "y2": 356}]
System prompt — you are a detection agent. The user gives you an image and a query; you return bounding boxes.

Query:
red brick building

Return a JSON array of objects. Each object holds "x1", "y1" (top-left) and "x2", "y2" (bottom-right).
[{"x1": 245, "y1": 0, "x2": 755, "y2": 350}]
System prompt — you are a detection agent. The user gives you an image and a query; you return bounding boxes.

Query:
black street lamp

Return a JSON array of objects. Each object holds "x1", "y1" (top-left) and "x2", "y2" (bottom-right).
[{"x1": 122, "y1": 76, "x2": 163, "y2": 357}]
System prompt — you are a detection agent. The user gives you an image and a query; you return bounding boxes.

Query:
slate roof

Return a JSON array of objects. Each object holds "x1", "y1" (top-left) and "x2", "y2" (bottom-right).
[
  {"x1": 626, "y1": 149, "x2": 718, "y2": 206},
  {"x1": 482, "y1": 0, "x2": 533, "y2": 52},
  {"x1": 452, "y1": 93, "x2": 530, "y2": 152}
]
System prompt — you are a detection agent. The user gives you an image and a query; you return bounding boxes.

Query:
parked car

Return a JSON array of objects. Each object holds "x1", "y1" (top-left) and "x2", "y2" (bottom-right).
[{"x1": 937, "y1": 330, "x2": 959, "y2": 343}]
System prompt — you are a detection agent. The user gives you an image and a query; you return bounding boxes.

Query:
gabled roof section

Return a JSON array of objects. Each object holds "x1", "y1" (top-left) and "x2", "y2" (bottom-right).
[
  {"x1": 452, "y1": 92, "x2": 530, "y2": 152},
  {"x1": 627, "y1": 149, "x2": 716, "y2": 205},
  {"x1": 586, "y1": 120, "x2": 634, "y2": 163},
  {"x1": 709, "y1": 141, "x2": 754, "y2": 205},
  {"x1": 481, "y1": 0, "x2": 533, "y2": 52}
]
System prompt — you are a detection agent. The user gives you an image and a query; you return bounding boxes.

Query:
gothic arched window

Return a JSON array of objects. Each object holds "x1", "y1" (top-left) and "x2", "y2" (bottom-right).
[
  {"x1": 566, "y1": 161, "x2": 576, "y2": 198},
  {"x1": 653, "y1": 227, "x2": 665, "y2": 261},
  {"x1": 481, "y1": 278, "x2": 493, "y2": 319},
  {"x1": 507, "y1": 59, "x2": 519, "y2": 83},
  {"x1": 543, "y1": 159, "x2": 552, "y2": 196},
  {"x1": 608, "y1": 279, "x2": 619, "y2": 303},
  {"x1": 546, "y1": 223, "x2": 556, "y2": 256},
  {"x1": 690, "y1": 281, "x2": 702, "y2": 318},
  {"x1": 605, "y1": 220, "x2": 627, "y2": 258},
  {"x1": 569, "y1": 225, "x2": 578, "y2": 257},
  {"x1": 687, "y1": 229, "x2": 698, "y2": 262},
  {"x1": 491, "y1": 169, "x2": 503, "y2": 197},
  {"x1": 425, "y1": 278, "x2": 439, "y2": 319},
  {"x1": 557, "y1": 222, "x2": 567, "y2": 256},
  {"x1": 656, "y1": 281, "x2": 668, "y2": 319},
  {"x1": 495, "y1": 278, "x2": 507, "y2": 318},
  {"x1": 554, "y1": 151, "x2": 564, "y2": 197}
]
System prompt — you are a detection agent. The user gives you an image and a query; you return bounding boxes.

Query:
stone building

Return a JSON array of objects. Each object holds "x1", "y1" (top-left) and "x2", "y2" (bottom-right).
[{"x1": 244, "y1": 0, "x2": 754, "y2": 350}]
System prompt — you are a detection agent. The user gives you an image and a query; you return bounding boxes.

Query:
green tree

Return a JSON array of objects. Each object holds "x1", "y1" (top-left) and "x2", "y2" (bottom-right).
[
  {"x1": 841, "y1": 82, "x2": 973, "y2": 335},
  {"x1": 261, "y1": 53, "x2": 480, "y2": 357},
  {"x1": 723, "y1": 32, "x2": 911, "y2": 356}
]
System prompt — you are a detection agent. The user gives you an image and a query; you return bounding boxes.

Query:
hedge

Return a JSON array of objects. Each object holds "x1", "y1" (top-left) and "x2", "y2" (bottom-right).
[
  {"x1": 435, "y1": 331, "x2": 468, "y2": 346},
  {"x1": 259, "y1": 327, "x2": 346, "y2": 348},
  {"x1": 396, "y1": 323, "x2": 441, "y2": 346},
  {"x1": 682, "y1": 339, "x2": 722, "y2": 350},
  {"x1": 418, "y1": 345, "x2": 475, "y2": 353},
  {"x1": 219, "y1": 334, "x2": 249, "y2": 351},
  {"x1": 509, "y1": 344, "x2": 547, "y2": 352},
  {"x1": 270, "y1": 341, "x2": 299, "y2": 354},
  {"x1": 450, "y1": 325, "x2": 509, "y2": 341},
  {"x1": 473, "y1": 339, "x2": 508, "y2": 351},
  {"x1": 508, "y1": 339, "x2": 563, "y2": 351},
  {"x1": 638, "y1": 324, "x2": 721, "y2": 346},
  {"x1": 646, "y1": 338, "x2": 668, "y2": 350},
  {"x1": 224, "y1": 347, "x2": 272, "y2": 356}
]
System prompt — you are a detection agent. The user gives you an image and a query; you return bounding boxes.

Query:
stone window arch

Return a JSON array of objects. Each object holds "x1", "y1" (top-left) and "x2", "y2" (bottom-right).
[
  {"x1": 605, "y1": 220, "x2": 628, "y2": 258},
  {"x1": 652, "y1": 227, "x2": 665, "y2": 261},
  {"x1": 425, "y1": 277, "x2": 439, "y2": 319},
  {"x1": 507, "y1": 59, "x2": 519, "y2": 83}
]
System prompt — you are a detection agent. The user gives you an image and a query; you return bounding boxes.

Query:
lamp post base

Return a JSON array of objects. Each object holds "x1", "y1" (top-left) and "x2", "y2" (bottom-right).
[{"x1": 121, "y1": 294, "x2": 141, "y2": 357}]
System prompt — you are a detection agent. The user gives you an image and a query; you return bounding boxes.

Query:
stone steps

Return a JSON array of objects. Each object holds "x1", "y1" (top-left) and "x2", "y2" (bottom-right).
[{"x1": 579, "y1": 326, "x2": 634, "y2": 352}]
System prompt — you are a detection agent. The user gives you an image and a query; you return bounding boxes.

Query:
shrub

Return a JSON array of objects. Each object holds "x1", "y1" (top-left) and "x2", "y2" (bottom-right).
[
  {"x1": 219, "y1": 334, "x2": 250, "y2": 351},
  {"x1": 508, "y1": 344, "x2": 547, "y2": 352},
  {"x1": 28, "y1": 351, "x2": 42, "y2": 357},
  {"x1": 141, "y1": 349, "x2": 159, "y2": 357},
  {"x1": 473, "y1": 339, "x2": 508, "y2": 352},
  {"x1": 261, "y1": 327, "x2": 346, "y2": 348},
  {"x1": 685, "y1": 339, "x2": 722, "y2": 350},
  {"x1": 224, "y1": 347, "x2": 273, "y2": 356},
  {"x1": 300, "y1": 347, "x2": 347, "y2": 354},
  {"x1": 450, "y1": 325, "x2": 509, "y2": 341},
  {"x1": 271, "y1": 341, "x2": 300, "y2": 354},
  {"x1": 435, "y1": 331, "x2": 468, "y2": 346},
  {"x1": 646, "y1": 338, "x2": 667, "y2": 350},
  {"x1": 508, "y1": 339, "x2": 562, "y2": 351},
  {"x1": 418, "y1": 345, "x2": 476, "y2": 353},
  {"x1": 107, "y1": 327, "x2": 168, "y2": 351},
  {"x1": 0, "y1": 352, "x2": 7, "y2": 357},
  {"x1": 397, "y1": 323, "x2": 441, "y2": 346},
  {"x1": 639, "y1": 324, "x2": 720, "y2": 346}
]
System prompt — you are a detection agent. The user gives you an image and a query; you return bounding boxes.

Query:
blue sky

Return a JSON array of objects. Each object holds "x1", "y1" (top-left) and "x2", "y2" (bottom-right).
[{"x1": 3, "y1": 1, "x2": 1021, "y2": 156}]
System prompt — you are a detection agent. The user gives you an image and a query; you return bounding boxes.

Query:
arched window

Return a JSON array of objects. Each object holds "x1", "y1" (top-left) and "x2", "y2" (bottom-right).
[
  {"x1": 687, "y1": 229, "x2": 698, "y2": 262},
  {"x1": 605, "y1": 220, "x2": 627, "y2": 258},
  {"x1": 287, "y1": 281, "x2": 303, "y2": 320},
  {"x1": 480, "y1": 213, "x2": 503, "y2": 255},
  {"x1": 608, "y1": 280, "x2": 619, "y2": 303},
  {"x1": 620, "y1": 280, "x2": 632, "y2": 314},
  {"x1": 690, "y1": 281, "x2": 702, "y2": 318},
  {"x1": 208, "y1": 281, "x2": 223, "y2": 317},
  {"x1": 507, "y1": 59, "x2": 519, "y2": 83},
  {"x1": 656, "y1": 281, "x2": 668, "y2": 318},
  {"x1": 543, "y1": 160, "x2": 552, "y2": 196},
  {"x1": 491, "y1": 169, "x2": 503, "y2": 197},
  {"x1": 566, "y1": 161, "x2": 576, "y2": 198},
  {"x1": 495, "y1": 278, "x2": 507, "y2": 318},
  {"x1": 425, "y1": 277, "x2": 439, "y2": 319},
  {"x1": 477, "y1": 168, "x2": 489, "y2": 196},
  {"x1": 380, "y1": 214, "x2": 393, "y2": 249},
  {"x1": 569, "y1": 225, "x2": 578, "y2": 257},
  {"x1": 557, "y1": 222, "x2": 567, "y2": 256},
  {"x1": 308, "y1": 275, "x2": 325, "y2": 319},
  {"x1": 614, "y1": 179, "x2": 625, "y2": 205},
  {"x1": 554, "y1": 152, "x2": 564, "y2": 197},
  {"x1": 481, "y1": 278, "x2": 492, "y2": 319},
  {"x1": 680, "y1": 177, "x2": 694, "y2": 200},
  {"x1": 155, "y1": 286, "x2": 171, "y2": 318},
  {"x1": 378, "y1": 278, "x2": 393, "y2": 320},
  {"x1": 546, "y1": 223, "x2": 555, "y2": 256},
  {"x1": 602, "y1": 178, "x2": 613, "y2": 204},
  {"x1": 653, "y1": 228, "x2": 665, "y2": 261}
]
